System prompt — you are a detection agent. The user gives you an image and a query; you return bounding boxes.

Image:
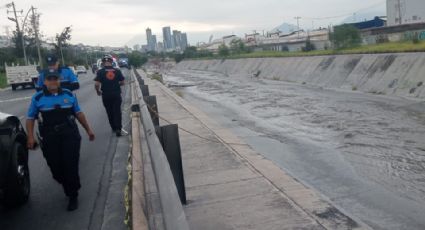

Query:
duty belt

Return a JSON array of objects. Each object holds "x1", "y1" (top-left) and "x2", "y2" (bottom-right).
[{"x1": 44, "y1": 122, "x2": 71, "y2": 133}]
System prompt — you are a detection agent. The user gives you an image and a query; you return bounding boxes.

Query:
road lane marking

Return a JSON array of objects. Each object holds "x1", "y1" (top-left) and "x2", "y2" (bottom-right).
[
  {"x1": 0, "y1": 87, "x2": 11, "y2": 92},
  {"x1": 0, "y1": 96, "x2": 32, "y2": 103}
]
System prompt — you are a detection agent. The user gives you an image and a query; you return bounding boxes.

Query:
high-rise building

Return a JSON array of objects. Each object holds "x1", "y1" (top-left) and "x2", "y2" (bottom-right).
[
  {"x1": 162, "y1": 26, "x2": 174, "y2": 50},
  {"x1": 146, "y1": 28, "x2": 157, "y2": 51},
  {"x1": 151, "y1": 35, "x2": 157, "y2": 51},
  {"x1": 157, "y1": 42, "x2": 164, "y2": 52},
  {"x1": 181, "y1": 33, "x2": 188, "y2": 50},
  {"x1": 173, "y1": 30, "x2": 182, "y2": 50}
]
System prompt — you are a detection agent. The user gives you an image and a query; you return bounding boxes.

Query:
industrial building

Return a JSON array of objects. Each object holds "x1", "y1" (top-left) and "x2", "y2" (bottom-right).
[{"x1": 387, "y1": 0, "x2": 425, "y2": 26}]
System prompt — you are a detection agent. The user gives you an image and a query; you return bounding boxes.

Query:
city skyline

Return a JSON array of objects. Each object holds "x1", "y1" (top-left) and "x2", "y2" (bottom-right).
[
  {"x1": 139, "y1": 26, "x2": 188, "y2": 52},
  {"x1": 0, "y1": 0, "x2": 386, "y2": 47}
]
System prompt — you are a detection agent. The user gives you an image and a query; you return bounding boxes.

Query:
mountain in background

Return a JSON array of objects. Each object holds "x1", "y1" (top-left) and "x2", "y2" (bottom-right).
[
  {"x1": 341, "y1": 11, "x2": 386, "y2": 24},
  {"x1": 270, "y1": 23, "x2": 299, "y2": 34},
  {"x1": 125, "y1": 34, "x2": 146, "y2": 48}
]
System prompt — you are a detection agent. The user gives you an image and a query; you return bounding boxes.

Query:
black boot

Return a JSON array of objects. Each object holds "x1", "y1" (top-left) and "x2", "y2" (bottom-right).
[{"x1": 67, "y1": 196, "x2": 78, "y2": 211}]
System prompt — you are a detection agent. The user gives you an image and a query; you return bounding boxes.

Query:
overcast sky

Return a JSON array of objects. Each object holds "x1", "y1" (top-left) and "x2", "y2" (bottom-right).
[{"x1": 0, "y1": 0, "x2": 386, "y2": 47}]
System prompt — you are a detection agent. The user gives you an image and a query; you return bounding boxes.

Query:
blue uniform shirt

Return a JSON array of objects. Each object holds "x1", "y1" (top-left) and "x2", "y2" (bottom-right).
[
  {"x1": 27, "y1": 89, "x2": 81, "y2": 120},
  {"x1": 37, "y1": 67, "x2": 79, "y2": 89}
]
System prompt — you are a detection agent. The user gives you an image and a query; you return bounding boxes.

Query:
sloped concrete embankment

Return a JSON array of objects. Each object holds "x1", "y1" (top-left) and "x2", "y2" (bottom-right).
[{"x1": 176, "y1": 53, "x2": 425, "y2": 98}]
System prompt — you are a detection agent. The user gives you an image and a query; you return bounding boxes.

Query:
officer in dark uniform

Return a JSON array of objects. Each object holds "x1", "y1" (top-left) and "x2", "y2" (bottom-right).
[
  {"x1": 26, "y1": 70, "x2": 95, "y2": 211},
  {"x1": 36, "y1": 54, "x2": 80, "y2": 91},
  {"x1": 94, "y1": 55, "x2": 127, "y2": 137}
]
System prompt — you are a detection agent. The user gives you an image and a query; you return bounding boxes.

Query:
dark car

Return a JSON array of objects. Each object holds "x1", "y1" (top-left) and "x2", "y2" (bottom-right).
[
  {"x1": 118, "y1": 60, "x2": 130, "y2": 69},
  {"x1": 0, "y1": 112, "x2": 30, "y2": 207},
  {"x1": 92, "y1": 63, "x2": 99, "y2": 74}
]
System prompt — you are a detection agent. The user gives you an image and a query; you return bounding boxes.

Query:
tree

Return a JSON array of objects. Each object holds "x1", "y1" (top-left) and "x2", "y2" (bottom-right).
[
  {"x1": 11, "y1": 31, "x2": 25, "y2": 59},
  {"x1": 55, "y1": 26, "x2": 72, "y2": 65},
  {"x1": 302, "y1": 37, "x2": 316, "y2": 52},
  {"x1": 184, "y1": 46, "x2": 198, "y2": 58},
  {"x1": 0, "y1": 48, "x2": 19, "y2": 69},
  {"x1": 218, "y1": 44, "x2": 230, "y2": 57},
  {"x1": 174, "y1": 54, "x2": 184, "y2": 63},
  {"x1": 230, "y1": 39, "x2": 247, "y2": 54},
  {"x1": 128, "y1": 51, "x2": 148, "y2": 68},
  {"x1": 330, "y1": 24, "x2": 361, "y2": 49}
]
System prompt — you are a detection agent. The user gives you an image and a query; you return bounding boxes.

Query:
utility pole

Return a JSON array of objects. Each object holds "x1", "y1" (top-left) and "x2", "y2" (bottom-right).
[
  {"x1": 7, "y1": 2, "x2": 27, "y2": 64},
  {"x1": 396, "y1": 0, "x2": 403, "y2": 25},
  {"x1": 31, "y1": 6, "x2": 43, "y2": 68},
  {"x1": 294, "y1": 16, "x2": 301, "y2": 39},
  {"x1": 59, "y1": 42, "x2": 65, "y2": 66}
]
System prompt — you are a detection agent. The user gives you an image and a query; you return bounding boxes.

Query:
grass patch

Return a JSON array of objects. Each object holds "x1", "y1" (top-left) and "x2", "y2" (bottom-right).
[
  {"x1": 0, "y1": 72, "x2": 7, "y2": 89},
  {"x1": 124, "y1": 149, "x2": 132, "y2": 230},
  {"x1": 175, "y1": 90, "x2": 184, "y2": 98},
  {"x1": 189, "y1": 41, "x2": 425, "y2": 60},
  {"x1": 149, "y1": 73, "x2": 164, "y2": 84}
]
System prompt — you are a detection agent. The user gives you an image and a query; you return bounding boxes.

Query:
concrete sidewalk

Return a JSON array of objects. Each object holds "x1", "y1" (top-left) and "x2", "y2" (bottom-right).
[{"x1": 144, "y1": 74, "x2": 367, "y2": 230}]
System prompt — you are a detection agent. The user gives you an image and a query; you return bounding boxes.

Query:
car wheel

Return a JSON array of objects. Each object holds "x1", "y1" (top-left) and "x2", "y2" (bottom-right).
[
  {"x1": 2, "y1": 142, "x2": 30, "y2": 207},
  {"x1": 11, "y1": 84, "x2": 16, "y2": 91}
]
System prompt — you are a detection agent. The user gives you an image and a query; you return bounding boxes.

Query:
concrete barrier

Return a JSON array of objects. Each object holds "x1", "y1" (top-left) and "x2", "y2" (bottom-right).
[
  {"x1": 131, "y1": 70, "x2": 189, "y2": 230},
  {"x1": 176, "y1": 53, "x2": 425, "y2": 99}
]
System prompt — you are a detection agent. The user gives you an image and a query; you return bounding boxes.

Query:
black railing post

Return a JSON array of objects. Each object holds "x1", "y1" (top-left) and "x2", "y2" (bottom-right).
[
  {"x1": 145, "y1": 96, "x2": 160, "y2": 127},
  {"x1": 156, "y1": 124, "x2": 187, "y2": 205}
]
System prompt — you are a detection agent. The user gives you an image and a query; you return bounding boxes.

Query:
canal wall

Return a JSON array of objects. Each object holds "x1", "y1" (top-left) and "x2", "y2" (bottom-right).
[{"x1": 175, "y1": 53, "x2": 425, "y2": 99}]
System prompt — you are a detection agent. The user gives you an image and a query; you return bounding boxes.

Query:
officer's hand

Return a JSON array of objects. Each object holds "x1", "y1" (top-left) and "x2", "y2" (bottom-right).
[
  {"x1": 87, "y1": 130, "x2": 95, "y2": 141},
  {"x1": 96, "y1": 90, "x2": 102, "y2": 96},
  {"x1": 27, "y1": 137, "x2": 37, "y2": 150}
]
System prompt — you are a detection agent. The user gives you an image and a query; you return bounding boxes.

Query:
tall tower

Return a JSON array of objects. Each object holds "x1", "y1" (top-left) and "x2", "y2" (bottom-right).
[
  {"x1": 162, "y1": 26, "x2": 174, "y2": 51},
  {"x1": 151, "y1": 35, "x2": 157, "y2": 51},
  {"x1": 173, "y1": 30, "x2": 182, "y2": 50},
  {"x1": 181, "y1": 33, "x2": 188, "y2": 50},
  {"x1": 146, "y1": 28, "x2": 154, "y2": 51}
]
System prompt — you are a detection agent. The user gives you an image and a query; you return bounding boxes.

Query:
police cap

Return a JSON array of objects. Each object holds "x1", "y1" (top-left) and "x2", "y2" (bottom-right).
[
  {"x1": 46, "y1": 69, "x2": 60, "y2": 80},
  {"x1": 46, "y1": 54, "x2": 59, "y2": 65}
]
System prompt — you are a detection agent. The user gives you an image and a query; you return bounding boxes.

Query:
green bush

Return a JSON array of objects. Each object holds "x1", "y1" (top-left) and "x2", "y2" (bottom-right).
[
  {"x1": 128, "y1": 51, "x2": 148, "y2": 68},
  {"x1": 330, "y1": 24, "x2": 361, "y2": 49},
  {"x1": 150, "y1": 73, "x2": 164, "y2": 84},
  {"x1": 302, "y1": 37, "x2": 316, "y2": 52},
  {"x1": 218, "y1": 44, "x2": 230, "y2": 57},
  {"x1": 0, "y1": 72, "x2": 7, "y2": 88}
]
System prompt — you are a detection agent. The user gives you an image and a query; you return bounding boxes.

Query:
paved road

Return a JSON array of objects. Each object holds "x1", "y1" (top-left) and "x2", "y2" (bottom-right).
[
  {"x1": 165, "y1": 69, "x2": 425, "y2": 230},
  {"x1": 0, "y1": 69, "x2": 131, "y2": 230}
]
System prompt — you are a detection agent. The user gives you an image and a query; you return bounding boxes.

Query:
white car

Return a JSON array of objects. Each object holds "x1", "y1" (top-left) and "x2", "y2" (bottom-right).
[
  {"x1": 76, "y1": 66, "x2": 87, "y2": 74},
  {"x1": 68, "y1": 66, "x2": 77, "y2": 75}
]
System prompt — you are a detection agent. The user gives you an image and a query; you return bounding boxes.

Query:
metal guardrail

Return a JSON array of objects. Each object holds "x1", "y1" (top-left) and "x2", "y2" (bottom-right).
[{"x1": 131, "y1": 69, "x2": 190, "y2": 230}]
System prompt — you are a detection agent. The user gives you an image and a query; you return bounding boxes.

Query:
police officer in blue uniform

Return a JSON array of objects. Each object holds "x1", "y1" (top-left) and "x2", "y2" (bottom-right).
[
  {"x1": 26, "y1": 70, "x2": 95, "y2": 211},
  {"x1": 94, "y1": 55, "x2": 127, "y2": 136},
  {"x1": 36, "y1": 54, "x2": 80, "y2": 91}
]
